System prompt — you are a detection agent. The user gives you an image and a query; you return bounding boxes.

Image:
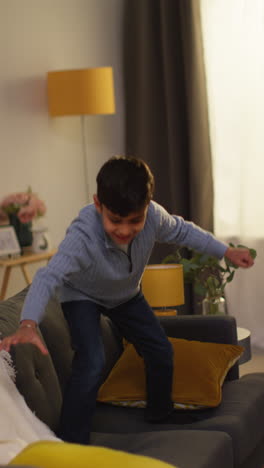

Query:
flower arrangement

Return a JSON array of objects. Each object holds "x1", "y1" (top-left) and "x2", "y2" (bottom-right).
[{"x1": 0, "y1": 187, "x2": 46, "y2": 224}]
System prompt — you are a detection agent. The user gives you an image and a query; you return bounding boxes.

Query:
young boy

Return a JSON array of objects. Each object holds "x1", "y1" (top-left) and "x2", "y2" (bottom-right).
[{"x1": 0, "y1": 156, "x2": 254, "y2": 445}]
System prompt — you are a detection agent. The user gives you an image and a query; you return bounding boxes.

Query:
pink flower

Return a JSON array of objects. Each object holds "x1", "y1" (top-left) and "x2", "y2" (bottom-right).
[
  {"x1": 29, "y1": 196, "x2": 46, "y2": 216},
  {"x1": 1, "y1": 192, "x2": 30, "y2": 208},
  {"x1": 18, "y1": 205, "x2": 37, "y2": 223},
  {"x1": 0, "y1": 187, "x2": 47, "y2": 224}
]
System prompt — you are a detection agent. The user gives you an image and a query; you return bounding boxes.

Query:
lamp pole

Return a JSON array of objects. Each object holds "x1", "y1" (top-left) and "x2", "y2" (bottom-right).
[{"x1": 80, "y1": 115, "x2": 90, "y2": 204}]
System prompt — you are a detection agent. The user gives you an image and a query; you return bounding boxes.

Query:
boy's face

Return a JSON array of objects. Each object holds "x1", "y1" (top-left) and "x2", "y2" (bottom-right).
[{"x1": 93, "y1": 195, "x2": 148, "y2": 245}]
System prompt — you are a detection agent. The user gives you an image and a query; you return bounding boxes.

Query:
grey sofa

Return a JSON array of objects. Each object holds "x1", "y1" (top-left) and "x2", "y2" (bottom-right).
[{"x1": 1, "y1": 287, "x2": 264, "y2": 468}]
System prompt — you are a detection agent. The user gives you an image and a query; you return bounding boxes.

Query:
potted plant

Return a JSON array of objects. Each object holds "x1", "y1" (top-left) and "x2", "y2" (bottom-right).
[{"x1": 162, "y1": 244, "x2": 257, "y2": 315}]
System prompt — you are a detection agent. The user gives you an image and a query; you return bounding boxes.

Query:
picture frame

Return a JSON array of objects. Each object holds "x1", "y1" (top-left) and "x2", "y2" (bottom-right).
[{"x1": 0, "y1": 226, "x2": 21, "y2": 257}]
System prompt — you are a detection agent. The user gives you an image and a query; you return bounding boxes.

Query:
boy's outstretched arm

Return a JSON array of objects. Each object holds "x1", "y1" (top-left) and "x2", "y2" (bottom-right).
[
  {"x1": 224, "y1": 247, "x2": 255, "y2": 268},
  {"x1": 0, "y1": 320, "x2": 49, "y2": 355}
]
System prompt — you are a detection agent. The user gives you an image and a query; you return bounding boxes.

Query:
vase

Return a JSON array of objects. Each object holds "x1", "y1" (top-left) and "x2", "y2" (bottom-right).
[
  {"x1": 8, "y1": 213, "x2": 33, "y2": 248},
  {"x1": 202, "y1": 293, "x2": 227, "y2": 315}
]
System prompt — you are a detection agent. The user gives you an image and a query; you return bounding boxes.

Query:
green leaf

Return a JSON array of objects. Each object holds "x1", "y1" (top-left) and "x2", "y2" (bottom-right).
[
  {"x1": 162, "y1": 254, "x2": 178, "y2": 264},
  {"x1": 249, "y1": 248, "x2": 257, "y2": 259},
  {"x1": 226, "y1": 271, "x2": 235, "y2": 283},
  {"x1": 236, "y1": 245, "x2": 257, "y2": 259},
  {"x1": 194, "y1": 282, "x2": 207, "y2": 297}
]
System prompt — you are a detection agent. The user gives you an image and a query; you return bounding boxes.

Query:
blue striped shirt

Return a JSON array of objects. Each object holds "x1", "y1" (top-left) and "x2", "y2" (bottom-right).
[{"x1": 21, "y1": 201, "x2": 227, "y2": 323}]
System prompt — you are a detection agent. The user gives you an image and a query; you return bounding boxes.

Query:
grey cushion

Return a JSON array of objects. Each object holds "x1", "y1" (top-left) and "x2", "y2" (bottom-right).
[
  {"x1": 91, "y1": 430, "x2": 233, "y2": 468},
  {"x1": 0, "y1": 288, "x2": 27, "y2": 337}
]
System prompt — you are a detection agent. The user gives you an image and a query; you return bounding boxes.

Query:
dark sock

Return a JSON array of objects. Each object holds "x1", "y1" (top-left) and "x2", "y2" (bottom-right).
[{"x1": 145, "y1": 403, "x2": 174, "y2": 423}]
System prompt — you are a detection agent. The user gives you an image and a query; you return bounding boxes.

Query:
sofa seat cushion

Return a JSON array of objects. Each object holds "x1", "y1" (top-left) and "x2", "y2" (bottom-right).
[
  {"x1": 93, "y1": 373, "x2": 264, "y2": 467},
  {"x1": 187, "y1": 374, "x2": 264, "y2": 466},
  {"x1": 91, "y1": 430, "x2": 233, "y2": 468}
]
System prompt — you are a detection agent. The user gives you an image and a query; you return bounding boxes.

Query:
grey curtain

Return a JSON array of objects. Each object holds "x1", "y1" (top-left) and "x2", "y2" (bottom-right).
[{"x1": 123, "y1": 0, "x2": 213, "y2": 245}]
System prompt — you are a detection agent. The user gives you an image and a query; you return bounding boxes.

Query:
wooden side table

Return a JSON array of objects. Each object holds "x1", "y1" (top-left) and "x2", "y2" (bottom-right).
[{"x1": 0, "y1": 249, "x2": 57, "y2": 300}]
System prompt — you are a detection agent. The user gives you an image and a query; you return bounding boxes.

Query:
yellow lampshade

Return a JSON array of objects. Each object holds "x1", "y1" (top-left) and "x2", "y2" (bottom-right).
[
  {"x1": 47, "y1": 67, "x2": 115, "y2": 116},
  {"x1": 142, "y1": 264, "x2": 184, "y2": 308}
]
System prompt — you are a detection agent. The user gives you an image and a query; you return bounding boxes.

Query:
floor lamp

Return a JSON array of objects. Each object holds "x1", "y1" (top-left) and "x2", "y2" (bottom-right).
[{"x1": 47, "y1": 67, "x2": 115, "y2": 203}]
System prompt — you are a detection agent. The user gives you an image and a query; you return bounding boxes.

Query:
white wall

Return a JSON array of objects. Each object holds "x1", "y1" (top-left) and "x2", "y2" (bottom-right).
[{"x1": 0, "y1": 0, "x2": 125, "y2": 298}]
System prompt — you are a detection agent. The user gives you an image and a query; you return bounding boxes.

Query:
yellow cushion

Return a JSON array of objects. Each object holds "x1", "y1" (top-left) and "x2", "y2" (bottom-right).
[
  {"x1": 97, "y1": 337, "x2": 243, "y2": 408},
  {"x1": 9, "y1": 440, "x2": 176, "y2": 468}
]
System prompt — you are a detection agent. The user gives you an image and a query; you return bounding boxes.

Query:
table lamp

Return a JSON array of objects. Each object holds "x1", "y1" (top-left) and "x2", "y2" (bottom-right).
[
  {"x1": 141, "y1": 264, "x2": 185, "y2": 315},
  {"x1": 47, "y1": 67, "x2": 115, "y2": 202}
]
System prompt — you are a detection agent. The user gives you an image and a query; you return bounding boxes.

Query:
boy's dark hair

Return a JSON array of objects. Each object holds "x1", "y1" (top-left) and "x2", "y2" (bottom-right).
[{"x1": 96, "y1": 155, "x2": 155, "y2": 216}]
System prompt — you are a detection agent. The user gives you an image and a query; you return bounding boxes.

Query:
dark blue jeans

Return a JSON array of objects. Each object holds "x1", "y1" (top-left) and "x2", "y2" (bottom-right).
[{"x1": 58, "y1": 293, "x2": 173, "y2": 444}]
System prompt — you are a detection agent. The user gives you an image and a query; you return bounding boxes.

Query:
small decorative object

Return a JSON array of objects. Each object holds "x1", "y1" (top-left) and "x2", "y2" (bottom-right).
[
  {"x1": 31, "y1": 225, "x2": 51, "y2": 253},
  {"x1": 0, "y1": 226, "x2": 21, "y2": 258},
  {"x1": 162, "y1": 243, "x2": 257, "y2": 315},
  {"x1": 0, "y1": 187, "x2": 46, "y2": 249}
]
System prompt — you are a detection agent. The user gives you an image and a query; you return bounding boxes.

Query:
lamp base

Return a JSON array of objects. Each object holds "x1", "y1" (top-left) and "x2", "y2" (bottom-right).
[{"x1": 154, "y1": 309, "x2": 178, "y2": 316}]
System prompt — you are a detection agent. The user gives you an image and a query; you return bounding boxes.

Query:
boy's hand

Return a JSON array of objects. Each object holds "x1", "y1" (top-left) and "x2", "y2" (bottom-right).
[
  {"x1": 0, "y1": 321, "x2": 49, "y2": 355},
  {"x1": 224, "y1": 247, "x2": 255, "y2": 268}
]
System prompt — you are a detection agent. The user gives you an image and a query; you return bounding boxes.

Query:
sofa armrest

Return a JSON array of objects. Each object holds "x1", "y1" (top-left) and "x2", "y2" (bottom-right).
[
  {"x1": 159, "y1": 314, "x2": 239, "y2": 381},
  {"x1": 0, "y1": 288, "x2": 62, "y2": 431}
]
